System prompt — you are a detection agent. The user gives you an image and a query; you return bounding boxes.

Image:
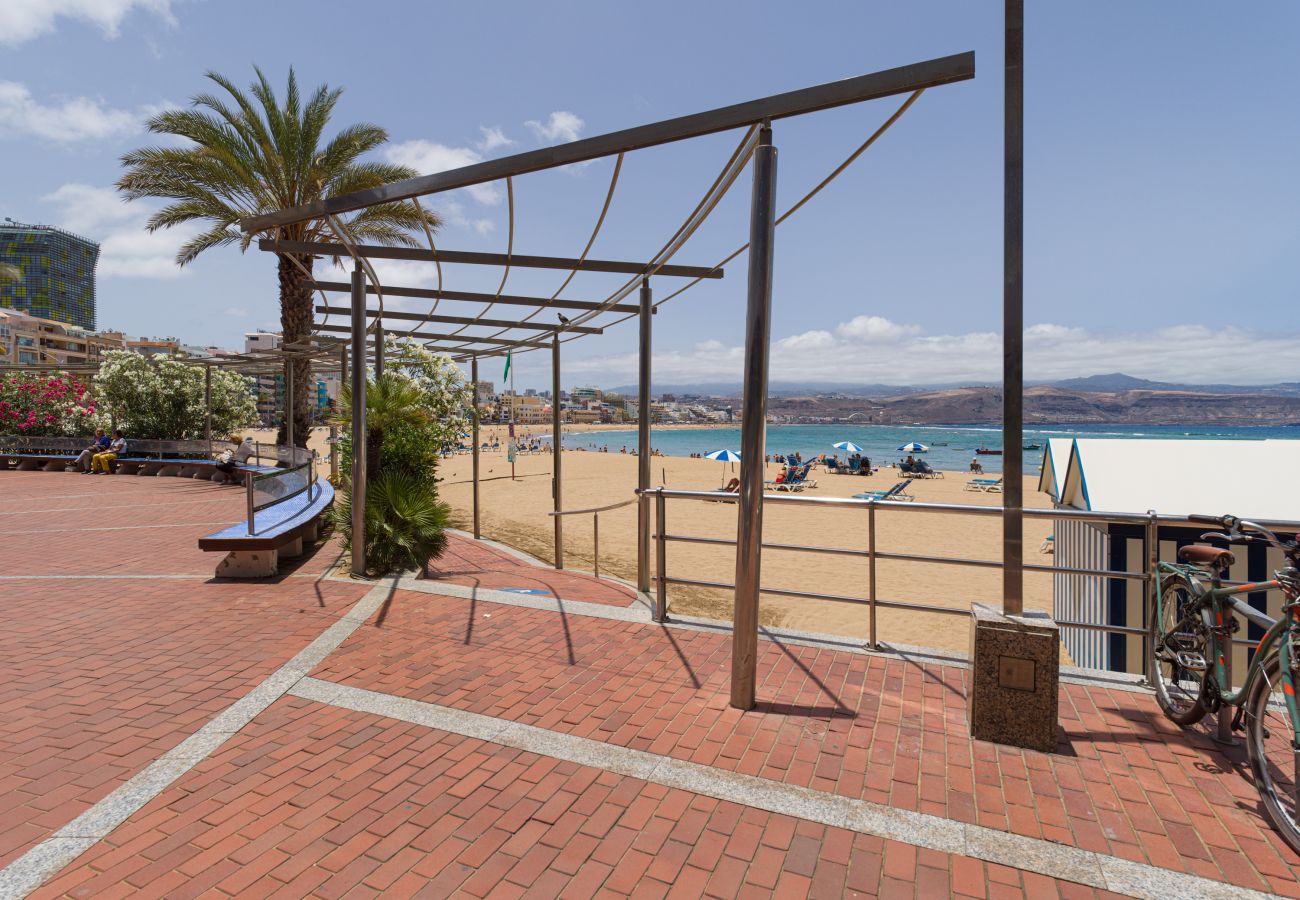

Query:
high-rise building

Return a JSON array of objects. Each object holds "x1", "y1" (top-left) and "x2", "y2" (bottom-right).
[{"x1": 0, "y1": 220, "x2": 99, "y2": 330}]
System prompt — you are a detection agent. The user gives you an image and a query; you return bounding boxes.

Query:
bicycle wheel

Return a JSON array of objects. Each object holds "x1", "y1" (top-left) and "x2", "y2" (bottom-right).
[
  {"x1": 1148, "y1": 574, "x2": 1209, "y2": 726},
  {"x1": 1246, "y1": 654, "x2": 1300, "y2": 855}
]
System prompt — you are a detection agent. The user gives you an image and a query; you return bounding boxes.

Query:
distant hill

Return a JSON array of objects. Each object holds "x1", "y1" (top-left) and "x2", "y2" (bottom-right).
[{"x1": 1051, "y1": 372, "x2": 1300, "y2": 398}]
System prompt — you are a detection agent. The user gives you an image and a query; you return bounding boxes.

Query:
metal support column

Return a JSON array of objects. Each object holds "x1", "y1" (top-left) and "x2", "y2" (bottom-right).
[
  {"x1": 637, "y1": 279, "x2": 652, "y2": 593},
  {"x1": 285, "y1": 355, "x2": 295, "y2": 458},
  {"x1": 349, "y1": 261, "x2": 368, "y2": 576},
  {"x1": 731, "y1": 124, "x2": 777, "y2": 711},
  {"x1": 654, "y1": 489, "x2": 668, "y2": 623},
  {"x1": 340, "y1": 344, "x2": 349, "y2": 386},
  {"x1": 471, "y1": 356, "x2": 481, "y2": 541},
  {"x1": 203, "y1": 364, "x2": 212, "y2": 455},
  {"x1": 552, "y1": 336, "x2": 564, "y2": 568},
  {"x1": 374, "y1": 322, "x2": 385, "y2": 377},
  {"x1": 1002, "y1": 0, "x2": 1025, "y2": 615}
]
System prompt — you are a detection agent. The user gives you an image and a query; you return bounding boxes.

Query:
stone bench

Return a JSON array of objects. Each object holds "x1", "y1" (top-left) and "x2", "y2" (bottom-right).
[
  {"x1": 0, "y1": 452, "x2": 271, "y2": 481},
  {"x1": 198, "y1": 479, "x2": 334, "y2": 578}
]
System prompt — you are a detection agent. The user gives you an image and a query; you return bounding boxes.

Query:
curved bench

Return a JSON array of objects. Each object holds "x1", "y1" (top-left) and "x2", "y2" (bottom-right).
[{"x1": 198, "y1": 478, "x2": 334, "y2": 578}]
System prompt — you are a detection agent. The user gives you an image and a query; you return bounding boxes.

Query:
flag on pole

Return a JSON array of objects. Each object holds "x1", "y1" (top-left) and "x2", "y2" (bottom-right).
[{"x1": 502, "y1": 350, "x2": 512, "y2": 381}]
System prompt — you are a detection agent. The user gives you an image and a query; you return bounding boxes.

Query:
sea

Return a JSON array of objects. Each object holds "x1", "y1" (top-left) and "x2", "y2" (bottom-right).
[{"x1": 555, "y1": 423, "x2": 1300, "y2": 474}]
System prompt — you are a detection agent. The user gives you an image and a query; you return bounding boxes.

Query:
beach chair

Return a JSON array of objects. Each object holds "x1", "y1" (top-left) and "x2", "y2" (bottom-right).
[
  {"x1": 852, "y1": 481, "x2": 912, "y2": 502},
  {"x1": 848, "y1": 458, "x2": 861, "y2": 474},
  {"x1": 773, "y1": 466, "x2": 807, "y2": 492},
  {"x1": 965, "y1": 477, "x2": 1003, "y2": 493}
]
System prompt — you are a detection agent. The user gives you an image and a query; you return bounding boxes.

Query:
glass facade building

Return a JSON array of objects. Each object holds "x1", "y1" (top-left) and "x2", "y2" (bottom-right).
[{"x1": 0, "y1": 221, "x2": 99, "y2": 330}]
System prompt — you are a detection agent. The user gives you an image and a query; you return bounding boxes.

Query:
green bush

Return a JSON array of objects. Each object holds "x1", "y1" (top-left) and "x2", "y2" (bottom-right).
[{"x1": 333, "y1": 470, "x2": 449, "y2": 575}]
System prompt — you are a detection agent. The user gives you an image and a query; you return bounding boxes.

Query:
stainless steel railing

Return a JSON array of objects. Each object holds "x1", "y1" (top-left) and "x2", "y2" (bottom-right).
[
  {"x1": 635, "y1": 486, "x2": 1300, "y2": 649},
  {"x1": 246, "y1": 458, "x2": 318, "y2": 536},
  {"x1": 548, "y1": 497, "x2": 637, "y2": 579}
]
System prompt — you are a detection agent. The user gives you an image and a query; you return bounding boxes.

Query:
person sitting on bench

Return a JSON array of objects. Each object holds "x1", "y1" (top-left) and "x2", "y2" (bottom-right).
[
  {"x1": 214, "y1": 435, "x2": 255, "y2": 481},
  {"x1": 76, "y1": 428, "x2": 110, "y2": 473},
  {"x1": 90, "y1": 430, "x2": 126, "y2": 474}
]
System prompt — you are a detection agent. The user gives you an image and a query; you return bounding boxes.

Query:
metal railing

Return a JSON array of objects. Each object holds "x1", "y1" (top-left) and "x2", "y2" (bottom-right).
[
  {"x1": 636, "y1": 487, "x2": 1300, "y2": 648},
  {"x1": 245, "y1": 459, "x2": 318, "y2": 535},
  {"x1": 548, "y1": 497, "x2": 637, "y2": 580}
]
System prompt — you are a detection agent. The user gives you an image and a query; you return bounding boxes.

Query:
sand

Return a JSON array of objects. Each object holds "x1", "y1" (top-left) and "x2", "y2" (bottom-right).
[{"x1": 434, "y1": 447, "x2": 1057, "y2": 657}]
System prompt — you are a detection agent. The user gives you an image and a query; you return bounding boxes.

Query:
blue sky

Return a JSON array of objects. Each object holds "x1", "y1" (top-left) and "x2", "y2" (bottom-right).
[{"x1": 2, "y1": 1, "x2": 1298, "y2": 389}]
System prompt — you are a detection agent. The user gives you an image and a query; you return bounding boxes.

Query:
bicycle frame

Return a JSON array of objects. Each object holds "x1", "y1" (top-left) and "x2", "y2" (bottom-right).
[{"x1": 1155, "y1": 561, "x2": 1300, "y2": 743}]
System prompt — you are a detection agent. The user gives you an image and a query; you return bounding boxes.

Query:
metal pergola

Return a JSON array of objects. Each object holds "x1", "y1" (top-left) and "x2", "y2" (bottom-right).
[{"x1": 238, "y1": 44, "x2": 1007, "y2": 711}]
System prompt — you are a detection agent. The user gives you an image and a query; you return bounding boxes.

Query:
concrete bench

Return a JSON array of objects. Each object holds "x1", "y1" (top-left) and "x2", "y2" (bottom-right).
[
  {"x1": 198, "y1": 479, "x2": 334, "y2": 578},
  {"x1": 0, "y1": 452, "x2": 271, "y2": 481},
  {"x1": 0, "y1": 452, "x2": 79, "y2": 472}
]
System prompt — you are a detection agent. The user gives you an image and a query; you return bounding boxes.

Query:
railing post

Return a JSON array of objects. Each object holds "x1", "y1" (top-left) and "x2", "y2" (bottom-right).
[
  {"x1": 471, "y1": 356, "x2": 481, "y2": 541},
  {"x1": 1144, "y1": 510, "x2": 1158, "y2": 684},
  {"x1": 654, "y1": 489, "x2": 668, "y2": 623},
  {"x1": 637, "y1": 278, "x2": 653, "y2": 593},
  {"x1": 868, "y1": 498, "x2": 878, "y2": 650},
  {"x1": 552, "y1": 335, "x2": 563, "y2": 569},
  {"x1": 245, "y1": 471, "x2": 255, "y2": 536},
  {"x1": 593, "y1": 512, "x2": 600, "y2": 579}
]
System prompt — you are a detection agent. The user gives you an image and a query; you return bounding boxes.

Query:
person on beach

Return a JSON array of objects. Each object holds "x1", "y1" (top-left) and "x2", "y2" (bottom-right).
[
  {"x1": 75, "y1": 428, "x2": 110, "y2": 473},
  {"x1": 970, "y1": 457, "x2": 983, "y2": 473},
  {"x1": 90, "y1": 430, "x2": 126, "y2": 474}
]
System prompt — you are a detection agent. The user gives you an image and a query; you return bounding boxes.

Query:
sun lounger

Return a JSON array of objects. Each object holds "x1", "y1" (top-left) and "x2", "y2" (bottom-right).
[
  {"x1": 965, "y1": 477, "x2": 1003, "y2": 493},
  {"x1": 852, "y1": 481, "x2": 912, "y2": 502}
]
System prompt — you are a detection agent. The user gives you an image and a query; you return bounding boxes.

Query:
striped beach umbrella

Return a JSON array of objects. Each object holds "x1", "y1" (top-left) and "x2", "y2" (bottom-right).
[
  {"x1": 833, "y1": 441, "x2": 863, "y2": 454},
  {"x1": 897, "y1": 442, "x2": 929, "y2": 453},
  {"x1": 704, "y1": 448, "x2": 741, "y2": 486}
]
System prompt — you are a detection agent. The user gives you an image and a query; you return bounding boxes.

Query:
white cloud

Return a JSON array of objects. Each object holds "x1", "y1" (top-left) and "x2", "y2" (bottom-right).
[
  {"x1": 42, "y1": 183, "x2": 198, "y2": 279},
  {"x1": 384, "y1": 139, "x2": 502, "y2": 208},
  {"x1": 560, "y1": 316, "x2": 1300, "y2": 386},
  {"x1": 477, "y1": 126, "x2": 514, "y2": 152},
  {"x1": 526, "y1": 111, "x2": 584, "y2": 144},
  {"x1": 0, "y1": 81, "x2": 145, "y2": 142},
  {"x1": 0, "y1": 0, "x2": 175, "y2": 46}
]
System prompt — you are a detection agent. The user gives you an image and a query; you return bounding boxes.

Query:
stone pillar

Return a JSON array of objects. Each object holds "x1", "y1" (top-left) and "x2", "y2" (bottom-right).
[{"x1": 968, "y1": 603, "x2": 1059, "y2": 753}]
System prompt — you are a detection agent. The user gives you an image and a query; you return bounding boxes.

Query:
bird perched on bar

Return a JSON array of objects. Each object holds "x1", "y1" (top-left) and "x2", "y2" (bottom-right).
[{"x1": 557, "y1": 313, "x2": 572, "y2": 329}]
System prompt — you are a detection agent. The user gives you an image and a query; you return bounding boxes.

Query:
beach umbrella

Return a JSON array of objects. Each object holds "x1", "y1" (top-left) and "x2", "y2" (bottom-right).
[
  {"x1": 897, "y1": 442, "x2": 929, "y2": 453},
  {"x1": 704, "y1": 448, "x2": 741, "y2": 486},
  {"x1": 833, "y1": 441, "x2": 863, "y2": 454}
]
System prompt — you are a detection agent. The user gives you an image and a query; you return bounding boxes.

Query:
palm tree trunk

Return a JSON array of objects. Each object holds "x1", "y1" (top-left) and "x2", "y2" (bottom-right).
[{"x1": 277, "y1": 252, "x2": 313, "y2": 447}]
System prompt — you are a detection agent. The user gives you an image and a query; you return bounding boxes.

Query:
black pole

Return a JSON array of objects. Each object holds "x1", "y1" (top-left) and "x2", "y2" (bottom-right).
[
  {"x1": 1003, "y1": 0, "x2": 1024, "y2": 614},
  {"x1": 637, "y1": 279, "x2": 652, "y2": 594},
  {"x1": 350, "y1": 261, "x2": 368, "y2": 576}
]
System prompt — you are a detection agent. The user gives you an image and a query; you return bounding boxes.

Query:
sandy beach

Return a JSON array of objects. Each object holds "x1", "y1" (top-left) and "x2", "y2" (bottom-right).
[{"x1": 434, "y1": 446, "x2": 1056, "y2": 657}]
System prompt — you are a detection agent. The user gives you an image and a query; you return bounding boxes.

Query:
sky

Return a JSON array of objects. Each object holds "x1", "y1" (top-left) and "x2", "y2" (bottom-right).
[{"x1": 2, "y1": 0, "x2": 1298, "y2": 390}]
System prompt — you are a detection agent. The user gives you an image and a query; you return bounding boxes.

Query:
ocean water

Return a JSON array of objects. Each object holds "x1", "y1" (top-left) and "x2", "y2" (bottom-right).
[{"x1": 557, "y1": 423, "x2": 1300, "y2": 474}]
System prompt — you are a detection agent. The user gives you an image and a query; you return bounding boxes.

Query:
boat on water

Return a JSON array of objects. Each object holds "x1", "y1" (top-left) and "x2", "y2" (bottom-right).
[
  {"x1": 975, "y1": 446, "x2": 1003, "y2": 455},
  {"x1": 930, "y1": 441, "x2": 949, "y2": 446},
  {"x1": 1022, "y1": 443, "x2": 1042, "y2": 451}
]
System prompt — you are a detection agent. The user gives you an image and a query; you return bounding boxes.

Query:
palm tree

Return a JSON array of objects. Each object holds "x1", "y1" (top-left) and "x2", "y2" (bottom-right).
[
  {"x1": 117, "y1": 67, "x2": 439, "y2": 447},
  {"x1": 330, "y1": 371, "x2": 429, "y2": 479}
]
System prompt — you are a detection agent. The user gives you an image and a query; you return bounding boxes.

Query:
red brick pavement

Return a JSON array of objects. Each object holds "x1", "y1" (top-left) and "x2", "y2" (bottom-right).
[
  {"x1": 311, "y1": 588, "x2": 1300, "y2": 895},
  {"x1": 0, "y1": 472, "x2": 363, "y2": 868},
  {"x1": 31, "y1": 698, "x2": 1126, "y2": 900},
  {"x1": 427, "y1": 533, "x2": 638, "y2": 607},
  {"x1": 0, "y1": 470, "x2": 342, "y2": 577}
]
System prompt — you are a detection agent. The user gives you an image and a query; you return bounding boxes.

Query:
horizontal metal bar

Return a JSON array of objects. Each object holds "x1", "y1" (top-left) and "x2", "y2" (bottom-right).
[
  {"x1": 315, "y1": 304, "x2": 603, "y2": 335},
  {"x1": 636, "y1": 487, "x2": 1300, "y2": 533},
  {"x1": 263, "y1": 239, "x2": 722, "y2": 279},
  {"x1": 549, "y1": 498, "x2": 638, "y2": 517},
  {"x1": 658, "y1": 575, "x2": 971, "y2": 617},
  {"x1": 312, "y1": 280, "x2": 639, "y2": 314},
  {"x1": 242, "y1": 53, "x2": 974, "y2": 231},
  {"x1": 313, "y1": 324, "x2": 548, "y2": 348}
]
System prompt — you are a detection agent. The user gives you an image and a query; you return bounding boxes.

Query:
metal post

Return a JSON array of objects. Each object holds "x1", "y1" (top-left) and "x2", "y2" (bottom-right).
[
  {"x1": 1001, "y1": 0, "x2": 1025, "y2": 616},
  {"x1": 471, "y1": 356, "x2": 481, "y2": 540},
  {"x1": 731, "y1": 123, "x2": 777, "y2": 711},
  {"x1": 329, "y1": 424, "x2": 339, "y2": 482},
  {"x1": 203, "y1": 364, "x2": 212, "y2": 456},
  {"x1": 868, "y1": 498, "x2": 878, "y2": 650},
  {"x1": 552, "y1": 336, "x2": 563, "y2": 569},
  {"x1": 375, "y1": 322, "x2": 385, "y2": 377},
  {"x1": 349, "y1": 261, "x2": 368, "y2": 576},
  {"x1": 246, "y1": 473, "x2": 256, "y2": 536},
  {"x1": 637, "y1": 279, "x2": 653, "y2": 593},
  {"x1": 340, "y1": 343, "x2": 349, "y2": 386},
  {"x1": 655, "y1": 489, "x2": 668, "y2": 623},
  {"x1": 285, "y1": 356, "x2": 295, "y2": 462},
  {"x1": 1144, "y1": 510, "x2": 1158, "y2": 680},
  {"x1": 593, "y1": 512, "x2": 600, "y2": 579}
]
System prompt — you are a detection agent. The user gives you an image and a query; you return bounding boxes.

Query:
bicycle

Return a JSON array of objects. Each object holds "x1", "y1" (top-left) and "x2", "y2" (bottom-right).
[{"x1": 1148, "y1": 514, "x2": 1300, "y2": 852}]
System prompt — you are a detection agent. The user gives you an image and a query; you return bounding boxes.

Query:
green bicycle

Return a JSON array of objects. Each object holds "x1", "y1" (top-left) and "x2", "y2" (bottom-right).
[{"x1": 1149, "y1": 514, "x2": 1300, "y2": 852}]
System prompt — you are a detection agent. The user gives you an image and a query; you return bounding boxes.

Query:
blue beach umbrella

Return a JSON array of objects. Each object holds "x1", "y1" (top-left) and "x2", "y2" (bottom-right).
[
  {"x1": 833, "y1": 441, "x2": 863, "y2": 454},
  {"x1": 897, "y1": 442, "x2": 929, "y2": 453},
  {"x1": 704, "y1": 448, "x2": 741, "y2": 486}
]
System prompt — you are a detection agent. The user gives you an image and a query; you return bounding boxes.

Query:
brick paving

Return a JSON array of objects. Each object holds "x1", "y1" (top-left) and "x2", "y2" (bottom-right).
[
  {"x1": 428, "y1": 533, "x2": 638, "y2": 607},
  {"x1": 31, "y1": 698, "x2": 1118, "y2": 900},
  {"x1": 0, "y1": 471, "x2": 1290, "y2": 896}
]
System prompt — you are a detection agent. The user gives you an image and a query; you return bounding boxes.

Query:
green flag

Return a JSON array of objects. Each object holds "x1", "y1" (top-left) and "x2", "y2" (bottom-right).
[{"x1": 502, "y1": 350, "x2": 511, "y2": 381}]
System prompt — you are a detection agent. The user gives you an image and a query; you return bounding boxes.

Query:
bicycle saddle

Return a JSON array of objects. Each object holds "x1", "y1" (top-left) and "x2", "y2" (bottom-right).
[{"x1": 1178, "y1": 544, "x2": 1235, "y2": 568}]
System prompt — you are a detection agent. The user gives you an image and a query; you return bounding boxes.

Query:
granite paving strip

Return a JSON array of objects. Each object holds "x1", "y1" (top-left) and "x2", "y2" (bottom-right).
[
  {"x1": 289, "y1": 676, "x2": 1269, "y2": 900},
  {"x1": 0, "y1": 580, "x2": 396, "y2": 898}
]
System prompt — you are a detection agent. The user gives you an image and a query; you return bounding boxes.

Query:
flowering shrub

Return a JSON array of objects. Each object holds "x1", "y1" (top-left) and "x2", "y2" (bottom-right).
[
  {"x1": 0, "y1": 373, "x2": 97, "y2": 436},
  {"x1": 91, "y1": 351, "x2": 258, "y2": 439}
]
